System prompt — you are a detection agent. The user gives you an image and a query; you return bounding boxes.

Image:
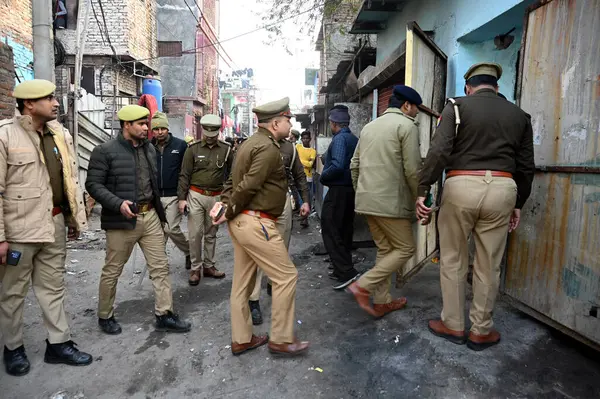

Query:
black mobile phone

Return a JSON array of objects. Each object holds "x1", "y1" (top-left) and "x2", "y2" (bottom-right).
[
  {"x1": 7, "y1": 250, "x2": 21, "y2": 266},
  {"x1": 215, "y1": 204, "x2": 226, "y2": 220},
  {"x1": 130, "y1": 202, "x2": 139, "y2": 214}
]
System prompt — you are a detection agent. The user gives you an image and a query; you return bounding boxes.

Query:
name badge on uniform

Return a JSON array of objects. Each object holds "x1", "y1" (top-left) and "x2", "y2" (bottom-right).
[{"x1": 197, "y1": 155, "x2": 205, "y2": 159}]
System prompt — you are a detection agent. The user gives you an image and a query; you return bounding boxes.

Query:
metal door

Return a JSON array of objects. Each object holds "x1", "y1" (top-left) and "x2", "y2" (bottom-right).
[{"x1": 505, "y1": 0, "x2": 600, "y2": 349}]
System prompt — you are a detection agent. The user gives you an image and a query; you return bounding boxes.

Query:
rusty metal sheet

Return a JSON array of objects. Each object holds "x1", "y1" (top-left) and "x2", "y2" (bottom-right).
[{"x1": 507, "y1": 0, "x2": 600, "y2": 346}]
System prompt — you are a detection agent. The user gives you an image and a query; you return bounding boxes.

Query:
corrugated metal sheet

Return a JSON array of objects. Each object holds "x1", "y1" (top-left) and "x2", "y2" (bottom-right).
[{"x1": 506, "y1": 0, "x2": 600, "y2": 347}]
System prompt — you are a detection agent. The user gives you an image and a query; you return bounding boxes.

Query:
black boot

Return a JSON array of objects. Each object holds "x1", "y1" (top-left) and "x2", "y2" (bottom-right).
[
  {"x1": 44, "y1": 340, "x2": 93, "y2": 366},
  {"x1": 155, "y1": 311, "x2": 191, "y2": 333},
  {"x1": 98, "y1": 316, "x2": 122, "y2": 335},
  {"x1": 3, "y1": 346, "x2": 30, "y2": 376},
  {"x1": 249, "y1": 300, "x2": 263, "y2": 325}
]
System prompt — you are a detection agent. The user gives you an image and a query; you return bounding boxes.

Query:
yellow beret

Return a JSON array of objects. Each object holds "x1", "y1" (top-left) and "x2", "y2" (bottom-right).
[
  {"x1": 13, "y1": 79, "x2": 56, "y2": 100},
  {"x1": 117, "y1": 105, "x2": 150, "y2": 122},
  {"x1": 464, "y1": 62, "x2": 503, "y2": 81},
  {"x1": 151, "y1": 112, "x2": 169, "y2": 129},
  {"x1": 200, "y1": 114, "x2": 221, "y2": 137},
  {"x1": 253, "y1": 97, "x2": 294, "y2": 122}
]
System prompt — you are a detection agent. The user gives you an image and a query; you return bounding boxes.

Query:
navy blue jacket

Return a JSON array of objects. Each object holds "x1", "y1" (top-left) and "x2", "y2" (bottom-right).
[
  {"x1": 320, "y1": 127, "x2": 358, "y2": 187},
  {"x1": 152, "y1": 134, "x2": 188, "y2": 197}
]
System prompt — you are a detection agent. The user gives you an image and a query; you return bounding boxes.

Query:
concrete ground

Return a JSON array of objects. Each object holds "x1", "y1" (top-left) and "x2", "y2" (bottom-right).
[{"x1": 1, "y1": 212, "x2": 600, "y2": 399}]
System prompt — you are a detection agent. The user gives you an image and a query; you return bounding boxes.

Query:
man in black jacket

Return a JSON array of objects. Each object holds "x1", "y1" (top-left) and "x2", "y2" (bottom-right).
[
  {"x1": 151, "y1": 112, "x2": 190, "y2": 269},
  {"x1": 86, "y1": 105, "x2": 191, "y2": 335}
]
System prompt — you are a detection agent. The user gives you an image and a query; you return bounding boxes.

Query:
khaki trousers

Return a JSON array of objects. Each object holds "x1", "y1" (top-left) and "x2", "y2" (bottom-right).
[
  {"x1": 358, "y1": 216, "x2": 415, "y2": 304},
  {"x1": 187, "y1": 190, "x2": 219, "y2": 271},
  {"x1": 229, "y1": 213, "x2": 298, "y2": 344},
  {"x1": 249, "y1": 193, "x2": 292, "y2": 301},
  {"x1": 98, "y1": 209, "x2": 173, "y2": 318},
  {"x1": 438, "y1": 172, "x2": 516, "y2": 335},
  {"x1": 160, "y1": 196, "x2": 189, "y2": 256},
  {"x1": 0, "y1": 214, "x2": 70, "y2": 350}
]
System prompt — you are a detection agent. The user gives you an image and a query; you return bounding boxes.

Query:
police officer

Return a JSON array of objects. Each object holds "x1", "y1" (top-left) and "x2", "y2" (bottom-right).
[
  {"x1": 86, "y1": 105, "x2": 191, "y2": 335},
  {"x1": 178, "y1": 114, "x2": 232, "y2": 286},
  {"x1": 151, "y1": 112, "x2": 190, "y2": 269},
  {"x1": 416, "y1": 63, "x2": 535, "y2": 351},
  {"x1": 248, "y1": 127, "x2": 310, "y2": 325},
  {"x1": 0, "y1": 80, "x2": 92, "y2": 376},
  {"x1": 213, "y1": 97, "x2": 309, "y2": 357}
]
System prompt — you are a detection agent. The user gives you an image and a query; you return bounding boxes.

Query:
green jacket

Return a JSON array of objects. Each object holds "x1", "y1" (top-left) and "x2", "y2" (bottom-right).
[{"x1": 350, "y1": 108, "x2": 421, "y2": 219}]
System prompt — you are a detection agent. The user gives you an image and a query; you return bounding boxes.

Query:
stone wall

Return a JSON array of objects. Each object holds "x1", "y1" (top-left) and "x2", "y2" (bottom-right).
[{"x1": 0, "y1": 42, "x2": 15, "y2": 120}]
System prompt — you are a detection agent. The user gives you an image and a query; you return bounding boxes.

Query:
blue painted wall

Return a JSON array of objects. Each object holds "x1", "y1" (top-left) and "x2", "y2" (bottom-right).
[
  {"x1": 0, "y1": 37, "x2": 34, "y2": 83},
  {"x1": 374, "y1": 0, "x2": 535, "y2": 100}
]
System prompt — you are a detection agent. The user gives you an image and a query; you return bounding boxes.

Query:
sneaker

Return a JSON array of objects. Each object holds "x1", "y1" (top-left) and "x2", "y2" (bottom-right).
[
  {"x1": 332, "y1": 271, "x2": 361, "y2": 290},
  {"x1": 155, "y1": 311, "x2": 191, "y2": 333}
]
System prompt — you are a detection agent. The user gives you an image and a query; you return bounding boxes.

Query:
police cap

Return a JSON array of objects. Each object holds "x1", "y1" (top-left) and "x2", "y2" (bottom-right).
[
  {"x1": 200, "y1": 114, "x2": 222, "y2": 137},
  {"x1": 393, "y1": 85, "x2": 423, "y2": 105},
  {"x1": 464, "y1": 62, "x2": 503, "y2": 81},
  {"x1": 290, "y1": 129, "x2": 300, "y2": 138},
  {"x1": 117, "y1": 105, "x2": 150, "y2": 122},
  {"x1": 13, "y1": 79, "x2": 56, "y2": 100},
  {"x1": 253, "y1": 97, "x2": 294, "y2": 123}
]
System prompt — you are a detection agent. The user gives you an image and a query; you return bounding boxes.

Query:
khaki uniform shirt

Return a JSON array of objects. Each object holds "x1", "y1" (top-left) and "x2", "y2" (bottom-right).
[
  {"x1": 178, "y1": 140, "x2": 232, "y2": 200},
  {"x1": 279, "y1": 139, "x2": 309, "y2": 204},
  {"x1": 418, "y1": 89, "x2": 535, "y2": 208},
  {"x1": 221, "y1": 128, "x2": 288, "y2": 219},
  {"x1": 135, "y1": 145, "x2": 154, "y2": 203},
  {"x1": 39, "y1": 129, "x2": 66, "y2": 207}
]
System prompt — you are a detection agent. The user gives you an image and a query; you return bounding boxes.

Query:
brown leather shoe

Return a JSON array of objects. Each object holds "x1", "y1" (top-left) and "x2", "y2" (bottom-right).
[
  {"x1": 373, "y1": 297, "x2": 408, "y2": 317},
  {"x1": 467, "y1": 329, "x2": 501, "y2": 351},
  {"x1": 347, "y1": 282, "x2": 378, "y2": 317},
  {"x1": 203, "y1": 266, "x2": 225, "y2": 279},
  {"x1": 268, "y1": 340, "x2": 309, "y2": 356},
  {"x1": 428, "y1": 319, "x2": 467, "y2": 345},
  {"x1": 188, "y1": 270, "x2": 201, "y2": 286},
  {"x1": 231, "y1": 334, "x2": 269, "y2": 356}
]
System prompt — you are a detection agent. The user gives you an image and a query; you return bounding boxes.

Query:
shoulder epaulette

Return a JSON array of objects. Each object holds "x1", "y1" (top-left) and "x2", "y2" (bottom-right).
[{"x1": 446, "y1": 98, "x2": 461, "y2": 136}]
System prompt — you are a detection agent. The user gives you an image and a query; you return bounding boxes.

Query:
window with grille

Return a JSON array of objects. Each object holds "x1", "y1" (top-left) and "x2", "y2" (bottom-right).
[{"x1": 158, "y1": 41, "x2": 183, "y2": 58}]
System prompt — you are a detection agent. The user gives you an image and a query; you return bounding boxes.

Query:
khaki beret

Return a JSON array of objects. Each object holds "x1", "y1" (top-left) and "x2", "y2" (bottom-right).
[
  {"x1": 464, "y1": 62, "x2": 502, "y2": 81},
  {"x1": 13, "y1": 79, "x2": 56, "y2": 100},
  {"x1": 117, "y1": 105, "x2": 150, "y2": 122},
  {"x1": 151, "y1": 112, "x2": 169, "y2": 130},
  {"x1": 200, "y1": 114, "x2": 221, "y2": 137},
  {"x1": 290, "y1": 129, "x2": 300, "y2": 138},
  {"x1": 253, "y1": 97, "x2": 294, "y2": 122}
]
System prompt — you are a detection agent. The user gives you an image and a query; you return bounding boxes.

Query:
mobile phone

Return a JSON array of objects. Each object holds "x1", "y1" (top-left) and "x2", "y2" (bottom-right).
[
  {"x1": 7, "y1": 250, "x2": 21, "y2": 266},
  {"x1": 130, "y1": 202, "x2": 139, "y2": 214},
  {"x1": 214, "y1": 203, "x2": 226, "y2": 220}
]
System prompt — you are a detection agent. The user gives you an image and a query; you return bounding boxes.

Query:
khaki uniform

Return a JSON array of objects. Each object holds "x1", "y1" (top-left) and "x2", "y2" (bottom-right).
[
  {"x1": 350, "y1": 107, "x2": 421, "y2": 304},
  {"x1": 178, "y1": 140, "x2": 232, "y2": 271},
  {"x1": 0, "y1": 113, "x2": 87, "y2": 350},
  {"x1": 250, "y1": 140, "x2": 308, "y2": 301},
  {"x1": 222, "y1": 127, "x2": 298, "y2": 344},
  {"x1": 418, "y1": 88, "x2": 535, "y2": 335}
]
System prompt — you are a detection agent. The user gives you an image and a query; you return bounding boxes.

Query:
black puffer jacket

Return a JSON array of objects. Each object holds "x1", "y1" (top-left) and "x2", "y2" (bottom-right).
[
  {"x1": 151, "y1": 134, "x2": 188, "y2": 197},
  {"x1": 85, "y1": 134, "x2": 166, "y2": 230}
]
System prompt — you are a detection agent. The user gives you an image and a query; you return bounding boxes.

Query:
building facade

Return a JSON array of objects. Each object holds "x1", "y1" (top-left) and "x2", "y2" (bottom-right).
[{"x1": 0, "y1": 0, "x2": 34, "y2": 85}]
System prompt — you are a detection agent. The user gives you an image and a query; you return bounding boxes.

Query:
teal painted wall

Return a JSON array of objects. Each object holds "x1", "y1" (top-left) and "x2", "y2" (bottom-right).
[
  {"x1": 374, "y1": 0, "x2": 535, "y2": 100},
  {"x1": 0, "y1": 37, "x2": 34, "y2": 83}
]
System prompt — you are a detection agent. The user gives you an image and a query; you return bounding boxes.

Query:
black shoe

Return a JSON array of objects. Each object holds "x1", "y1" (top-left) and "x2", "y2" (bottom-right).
[
  {"x1": 267, "y1": 282, "x2": 272, "y2": 297},
  {"x1": 328, "y1": 271, "x2": 340, "y2": 280},
  {"x1": 155, "y1": 311, "x2": 191, "y2": 333},
  {"x1": 44, "y1": 340, "x2": 93, "y2": 366},
  {"x1": 3, "y1": 346, "x2": 30, "y2": 376},
  {"x1": 332, "y1": 271, "x2": 361, "y2": 290},
  {"x1": 98, "y1": 316, "x2": 122, "y2": 335},
  {"x1": 185, "y1": 255, "x2": 192, "y2": 270},
  {"x1": 249, "y1": 300, "x2": 263, "y2": 325}
]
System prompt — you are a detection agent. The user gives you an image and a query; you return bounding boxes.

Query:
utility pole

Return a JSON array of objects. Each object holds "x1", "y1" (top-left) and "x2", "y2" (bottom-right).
[
  {"x1": 72, "y1": 0, "x2": 91, "y2": 150},
  {"x1": 32, "y1": 0, "x2": 55, "y2": 80}
]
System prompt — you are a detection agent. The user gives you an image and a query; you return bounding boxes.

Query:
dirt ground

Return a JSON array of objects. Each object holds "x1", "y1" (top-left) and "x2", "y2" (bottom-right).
[{"x1": 1, "y1": 211, "x2": 600, "y2": 399}]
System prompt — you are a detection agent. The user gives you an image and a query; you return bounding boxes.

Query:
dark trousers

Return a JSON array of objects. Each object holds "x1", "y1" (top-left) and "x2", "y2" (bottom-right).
[{"x1": 321, "y1": 185, "x2": 356, "y2": 279}]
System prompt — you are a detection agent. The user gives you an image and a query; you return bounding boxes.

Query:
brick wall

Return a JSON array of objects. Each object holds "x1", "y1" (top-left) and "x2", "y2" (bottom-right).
[
  {"x1": 128, "y1": 0, "x2": 158, "y2": 70},
  {"x1": 0, "y1": 0, "x2": 34, "y2": 82},
  {"x1": 0, "y1": 43, "x2": 15, "y2": 120},
  {"x1": 198, "y1": 0, "x2": 218, "y2": 113}
]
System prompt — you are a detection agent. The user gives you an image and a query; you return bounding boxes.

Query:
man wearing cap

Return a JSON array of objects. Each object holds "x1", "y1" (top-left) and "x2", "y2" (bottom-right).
[
  {"x1": 347, "y1": 85, "x2": 423, "y2": 318},
  {"x1": 0, "y1": 79, "x2": 92, "y2": 376},
  {"x1": 213, "y1": 97, "x2": 309, "y2": 357},
  {"x1": 417, "y1": 62, "x2": 534, "y2": 350},
  {"x1": 178, "y1": 114, "x2": 232, "y2": 286},
  {"x1": 151, "y1": 112, "x2": 190, "y2": 269},
  {"x1": 86, "y1": 104, "x2": 191, "y2": 335},
  {"x1": 248, "y1": 125, "x2": 310, "y2": 325},
  {"x1": 320, "y1": 104, "x2": 359, "y2": 290},
  {"x1": 288, "y1": 129, "x2": 299, "y2": 144}
]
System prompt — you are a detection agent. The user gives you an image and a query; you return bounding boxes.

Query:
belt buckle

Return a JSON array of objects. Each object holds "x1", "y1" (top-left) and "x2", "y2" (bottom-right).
[{"x1": 139, "y1": 203, "x2": 150, "y2": 213}]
